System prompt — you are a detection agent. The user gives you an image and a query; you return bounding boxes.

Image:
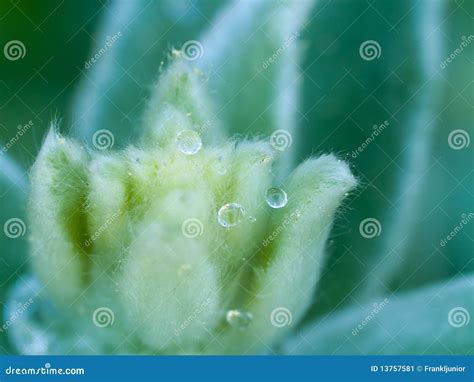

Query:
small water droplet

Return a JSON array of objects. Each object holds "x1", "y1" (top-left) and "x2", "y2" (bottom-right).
[
  {"x1": 215, "y1": 163, "x2": 227, "y2": 175},
  {"x1": 176, "y1": 130, "x2": 202, "y2": 155},
  {"x1": 217, "y1": 203, "x2": 245, "y2": 228},
  {"x1": 249, "y1": 216, "x2": 256, "y2": 222},
  {"x1": 226, "y1": 309, "x2": 252, "y2": 328},
  {"x1": 265, "y1": 187, "x2": 288, "y2": 209},
  {"x1": 178, "y1": 264, "x2": 192, "y2": 277}
]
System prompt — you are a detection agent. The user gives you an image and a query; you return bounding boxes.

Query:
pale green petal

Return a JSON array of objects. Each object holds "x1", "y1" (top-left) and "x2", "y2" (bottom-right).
[
  {"x1": 209, "y1": 155, "x2": 356, "y2": 353},
  {"x1": 141, "y1": 61, "x2": 223, "y2": 147},
  {"x1": 212, "y1": 141, "x2": 275, "y2": 305},
  {"x1": 28, "y1": 129, "x2": 90, "y2": 304},
  {"x1": 119, "y1": 220, "x2": 219, "y2": 352}
]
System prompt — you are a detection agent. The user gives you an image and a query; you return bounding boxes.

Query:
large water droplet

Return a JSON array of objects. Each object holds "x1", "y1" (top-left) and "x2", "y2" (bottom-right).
[
  {"x1": 217, "y1": 203, "x2": 245, "y2": 228},
  {"x1": 265, "y1": 187, "x2": 288, "y2": 208},
  {"x1": 226, "y1": 309, "x2": 253, "y2": 328},
  {"x1": 176, "y1": 130, "x2": 202, "y2": 155}
]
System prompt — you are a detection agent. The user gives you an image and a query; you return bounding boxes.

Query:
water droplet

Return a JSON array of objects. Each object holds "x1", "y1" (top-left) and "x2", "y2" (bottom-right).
[
  {"x1": 215, "y1": 163, "x2": 227, "y2": 175},
  {"x1": 217, "y1": 203, "x2": 245, "y2": 228},
  {"x1": 249, "y1": 216, "x2": 256, "y2": 223},
  {"x1": 177, "y1": 264, "x2": 192, "y2": 278},
  {"x1": 265, "y1": 187, "x2": 288, "y2": 209},
  {"x1": 226, "y1": 309, "x2": 252, "y2": 328},
  {"x1": 176, "y1": 130, "x2": 202, "y2": 155}
]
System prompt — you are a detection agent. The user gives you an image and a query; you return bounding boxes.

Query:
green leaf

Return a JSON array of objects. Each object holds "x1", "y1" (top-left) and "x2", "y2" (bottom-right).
[
  {"x1": 299, "y1": 0, "x2": 450, "y2": 320},
  {"x1": 195, "y1": 0, "x2": 315, "y2": 173},
  {"x1": 284, "y1": 276, "x2": 474, "y2": 355},
  {"x1": 0, "y1": 154, "x2": 28, "y2": 353}
]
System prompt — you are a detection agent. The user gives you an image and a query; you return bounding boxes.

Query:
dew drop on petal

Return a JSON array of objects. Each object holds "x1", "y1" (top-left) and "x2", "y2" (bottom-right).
[
  {"x1": 215, "y1": 164, "x2": 227, "y2": 176},
  {"x1": 176, "y1": 130, "x2": 202, "y2": 155},
  {"x1": 265, "y1": 187, "x2": 288, "y2": 208},
  {"x1": 217, "y1": 203, "x2": 245, "y2": 228},
  {"x1": 249, "y1": 216, "x2": 256, "y2": 223},
  {"x1": 226, "y1": 309, "x2": 253, "y2": 328}
]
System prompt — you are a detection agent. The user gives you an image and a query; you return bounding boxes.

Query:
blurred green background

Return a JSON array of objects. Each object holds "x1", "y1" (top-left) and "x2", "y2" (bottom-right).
[{"x1": 0, "y1": 0, "x2": 472, "y2": 354}]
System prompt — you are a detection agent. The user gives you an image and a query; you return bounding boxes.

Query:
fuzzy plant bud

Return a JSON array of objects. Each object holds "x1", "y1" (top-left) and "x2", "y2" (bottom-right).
[{"x1": 9, "y1": 0, "x2": 357, "y2": 355}]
